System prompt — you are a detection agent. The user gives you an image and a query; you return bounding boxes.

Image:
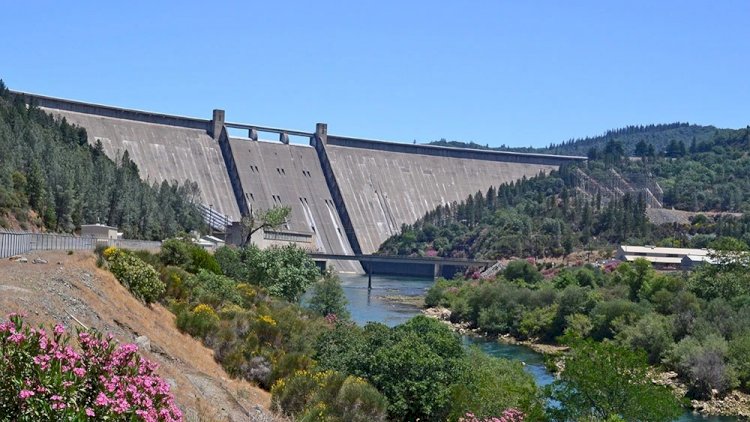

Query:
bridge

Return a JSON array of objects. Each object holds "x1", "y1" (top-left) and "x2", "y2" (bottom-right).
[{"x1": 308, "y1": 253, "x2": 495, "y2": 287}]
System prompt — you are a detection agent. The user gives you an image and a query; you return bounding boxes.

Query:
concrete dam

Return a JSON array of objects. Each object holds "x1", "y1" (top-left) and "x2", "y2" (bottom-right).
[{"x1": 16, "y1": 91, "x2": 585, "y2": 271}]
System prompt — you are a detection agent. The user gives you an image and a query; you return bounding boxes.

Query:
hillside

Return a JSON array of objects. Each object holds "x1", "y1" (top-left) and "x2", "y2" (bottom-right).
[
  {"x1": 383, "y1": 127, "x2": 750, "y2": 260},
  {"x1": 0, "y1": 80, "x2": 204, "y2": 238},
  {"x1": 0, "y1": 251, "x2": 275, "y2": 421},
  {"x1": 428, "y1": 123, "x2": 727, "y2": 156}
]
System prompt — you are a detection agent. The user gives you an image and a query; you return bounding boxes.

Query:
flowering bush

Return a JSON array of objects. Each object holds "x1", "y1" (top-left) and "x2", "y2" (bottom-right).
[
  {"x1": 460, "y1": 409, "x2": 525, "y2": 422},
  {"x1": 107, "y1": 248, "x2": 165, "y2": 304},
  {"x1": 0, "y1": 313, "x2": 182, "y2": 421},
  {"x1": 176, "y1": 304, "x2": 219, "y2": 338}
]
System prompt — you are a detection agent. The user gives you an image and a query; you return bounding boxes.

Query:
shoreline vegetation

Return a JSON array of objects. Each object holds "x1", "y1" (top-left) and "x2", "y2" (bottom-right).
[{"x1": 423, "y1": 305, "x2": 750, "y2": 419}]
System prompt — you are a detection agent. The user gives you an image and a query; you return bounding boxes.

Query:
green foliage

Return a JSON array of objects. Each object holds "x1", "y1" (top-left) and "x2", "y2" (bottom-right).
[
  {"x1": 0, "y1": 86, "x2": 203, "y2": 238},
  {"x1": 184, "y1": 270, "x2": 241, "y2": 307},
  {"x1": 176, "y1": 303, "x2": 220, "y2": 338},
  {"x1": 615, "y1": 312, "x2": 674, "y2": 364},
  {"x1": 240, "y1": 205, "x2": 292, "y2": 246},
  {"x1": 546, "y1": 340, "x2": 682, "y2": 422},
  {"x1": 106, "y1": 248, "x2": 165, "y2": 303},
  {"x1": 307, "y1": 272, "x2": 350, "y2": 320},
  {"x1": 312, "y1": 316, "x2": 543, "y2": 422},
  {"x1": 503, "y1": 260, "x2": 543, "y2": 285},
  {"x1": 450, "y1": 348, "x2": 544, "y2": 421},
  {"x1": 160, "y1": 238, "x2": 193, "y2": 268},
  {"x1": 188, "y1": 245, "x2": 221, "y2": 274},
  {"x1": 665, "y1": 334, "x2": 737, "y2": 398},
  {"x1": 729, "y1": 331, "x2": 750, "y2": 389},
  {"x1": 217, "y1": 244, "x2": 320, "y2": 303},
  {"x1": 271, "y1": 370, "x2": 388, "y2": 422}
]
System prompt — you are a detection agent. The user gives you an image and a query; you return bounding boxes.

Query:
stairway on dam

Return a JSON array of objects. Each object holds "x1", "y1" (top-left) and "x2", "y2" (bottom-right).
[{"x1": 16, "y1": 91, "x2": 585, "y2": 272}]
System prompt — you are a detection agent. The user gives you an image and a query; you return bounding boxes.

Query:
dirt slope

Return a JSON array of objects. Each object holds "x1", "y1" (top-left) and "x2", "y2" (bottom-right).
[{"x1": 0, "y1": 251, "x2": 276, "y2": 421}]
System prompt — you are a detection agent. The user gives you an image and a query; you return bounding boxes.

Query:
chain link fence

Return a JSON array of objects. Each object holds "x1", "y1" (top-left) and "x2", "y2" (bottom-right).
[{"x1": 0, "y1": 230, "x2": 161, "y2": 259}]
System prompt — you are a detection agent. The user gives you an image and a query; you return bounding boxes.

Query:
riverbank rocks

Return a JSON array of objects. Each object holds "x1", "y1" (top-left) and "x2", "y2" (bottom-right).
[
  {"x1": 423, "y1": 306, "x2": 451, "y2": 321},
  {"x1": 691, "y1": 391, "x2": 750, "y2": 418}
]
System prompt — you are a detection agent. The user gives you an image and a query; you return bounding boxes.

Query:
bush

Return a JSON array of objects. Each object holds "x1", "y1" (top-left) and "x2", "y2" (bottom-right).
[
  {"x1": 271, "y1": 370, "x2": 388, "y2": 422},
  {"x1": 160, "y1": 265, "x2": 191, "y2": 301},
  {"x1": 176, "y1": 303, "x2": 220, "y2": 338},
  {"x1": 0, "y1": 313, "x2": 182, "y2": 421},
  {"x1": 107, "y1": 248, "x2": 165, "y2": 304},
  {"x1": 547, "y1": 339, "x2": 681, "y2": 422},
  {"x1": 307, "y1": 272, "x2": 350, "y2": 320},
  {"x1": 666, "y1": 334, "x2": 737, "y2": 398},
  {"x1": 188, "y1": 246, "x2": 221, "y2": 274},
  {"x1": 615, "y1": 312, "x2": 674, "y2": 364},
  {"x1": 160, "y1": 238, "x2": 192, "y2": 268},
  {"x1": 184, "y1": 270, "x2": 240, "y2": 307},
  {"x1": 236, "y1": 244, "x2": 320, "y2": 303},
  {"x1": 450, "y1": 348, "x2": 543, "y2": 421},
  {"x1": 503, "y1": 260, "x2": 543, "y2": 285}
]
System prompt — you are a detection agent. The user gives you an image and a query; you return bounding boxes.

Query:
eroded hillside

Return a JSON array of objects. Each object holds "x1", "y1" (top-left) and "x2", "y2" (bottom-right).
[{"x1": 0, "y1": 251, "x2": 276, "y2": 421}]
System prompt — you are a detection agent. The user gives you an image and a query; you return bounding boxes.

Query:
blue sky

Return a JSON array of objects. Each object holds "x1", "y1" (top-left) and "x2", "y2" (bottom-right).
[{"x1": 2, "y1": 1, "x2": 749, "y2": 147}]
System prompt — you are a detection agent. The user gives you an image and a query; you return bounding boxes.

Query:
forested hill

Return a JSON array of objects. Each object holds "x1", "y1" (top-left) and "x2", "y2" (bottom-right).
[
  {"x1": 0, "y1": 80, "x2": 204, "y2": 239},
  {"x1": 381, "y1": 127, "x2": 750, "y2": 260},
  {"x1": 428, "y1": 122, "x2": 726, "y2": 156}
]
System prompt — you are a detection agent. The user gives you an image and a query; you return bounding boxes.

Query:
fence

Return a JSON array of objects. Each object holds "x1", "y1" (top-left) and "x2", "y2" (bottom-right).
[{"x1": 0, "y1": 230, "x2": 161, "y2": 259}]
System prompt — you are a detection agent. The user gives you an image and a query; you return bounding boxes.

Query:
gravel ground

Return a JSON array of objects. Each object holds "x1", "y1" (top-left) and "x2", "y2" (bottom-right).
[{"x1": 0, "y1": 251, "x2": 279, "y2": 422}]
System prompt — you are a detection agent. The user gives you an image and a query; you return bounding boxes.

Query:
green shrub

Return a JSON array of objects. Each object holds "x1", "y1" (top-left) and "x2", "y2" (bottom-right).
[
  {"x1": 271, "y1": 370, "x2": 387, "y2": 422},
  {"x1": 503, "y1": 260, "x2": 543, "y2": 285},
  {"x1": 160, "y1": 238, "x2": 192, "y2": 268},
  {"x1": 107, "y1": 248, "x2": 165, "y2": 304},
  {"x1": 450, "y1": 348, "x2": 544, "y2": 421},
  {"x1": 307, "y1": 272, "x2": 350, "y2": 319},
  {"x1": 184, "y1": 270, "x2": 241, "y2": 307},
  {"x1": 160, "y1": 265, "x2": 191, "y2": 301},
  {"x1": 176, "y1": 303, "x2": 220, "y2": 338},
  {"x1": 188, "y1": 246, "x2": 221, "y2": 274}
]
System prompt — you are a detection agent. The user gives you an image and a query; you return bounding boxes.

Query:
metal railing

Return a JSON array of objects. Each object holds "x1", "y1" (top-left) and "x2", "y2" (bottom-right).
[{"x1": 0, "y1": 230, "x2": 161, "y2": 259}]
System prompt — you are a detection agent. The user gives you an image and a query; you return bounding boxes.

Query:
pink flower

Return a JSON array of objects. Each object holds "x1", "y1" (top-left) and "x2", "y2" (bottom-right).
[
  {"x1": 85, "y1": 408, "x2": 95, "y2": 417},
  {"x1": 18, "y1": 389, "x2": 35, "y2": 399},
  {"x1": 95, "y1": 392, "x2": 110, "y2": 406},
  {"x1": 73, "y1": 367, "x2": 86, "y2": 377},
  {"x1": 54, "y1": 324, "x2": 65, "y2": 335},
  {"x1": 7, "y1": 332, "x2": 25, "y2": 344}
]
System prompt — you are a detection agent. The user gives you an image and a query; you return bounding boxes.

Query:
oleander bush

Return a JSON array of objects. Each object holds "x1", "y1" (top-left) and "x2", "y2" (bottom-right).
[{"x1": 0, "y1": 313, "x2": 182, "y2": 421}]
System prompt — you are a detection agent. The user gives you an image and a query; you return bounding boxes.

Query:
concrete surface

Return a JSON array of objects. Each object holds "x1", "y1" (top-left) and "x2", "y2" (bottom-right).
[
  {"x1": 40, "y1": 108, "x2": 241, "y2": 221},
  {"x1": 228, "y1": 138, "x2": 360, "y2": 272},
  {"x1": 324, "y1": 141, "x2": 560, "y2": 254}
]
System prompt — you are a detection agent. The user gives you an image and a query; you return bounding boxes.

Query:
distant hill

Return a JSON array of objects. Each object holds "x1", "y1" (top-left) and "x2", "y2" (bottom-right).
[{"x1": 428, "y1": 123, "x2": 727, "y2": 156}]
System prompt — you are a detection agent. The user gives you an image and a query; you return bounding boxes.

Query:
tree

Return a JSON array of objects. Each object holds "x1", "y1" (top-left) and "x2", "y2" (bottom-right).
[
  {"x1": 241, "y1": 206, "x2": 291, "y2": 246},
  {"x1": 242, "y1": 244, "x2": 320, "y2": 302},
  {"x1": 450, "y1": 348, "x2": 544, "y2": 421},
  {"x1": 307, "y1": 271, "x2": 350, "y2": 320},
  {"x1": 546, "y1": 340, "x2": 682, "y2": 422}
]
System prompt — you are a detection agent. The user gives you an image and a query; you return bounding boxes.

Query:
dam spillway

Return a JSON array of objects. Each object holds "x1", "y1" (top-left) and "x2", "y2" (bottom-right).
[{"x1": 15, "y1": 90, "x2": 585, "y2": 266}]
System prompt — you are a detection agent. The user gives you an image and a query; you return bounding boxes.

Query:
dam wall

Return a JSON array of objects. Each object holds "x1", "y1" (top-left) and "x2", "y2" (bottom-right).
[
  {"x1": 319, "y1": 134, "x2": 582, "y2": 254},
  {"x1": 16, "y1": 92, "x2": 240, "y2": 222},
  {"x1": 15, "y1": 90, "x2": 585, "y2": 264}
]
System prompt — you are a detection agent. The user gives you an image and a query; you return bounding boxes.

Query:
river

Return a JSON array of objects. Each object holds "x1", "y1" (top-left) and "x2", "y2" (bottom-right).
[{"x1": 337, "y1": 273, "x2": 738, "y2": 422}]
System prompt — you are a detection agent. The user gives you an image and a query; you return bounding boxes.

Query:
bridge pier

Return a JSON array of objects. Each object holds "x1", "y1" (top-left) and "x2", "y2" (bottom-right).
[{"x1": 434, "y1": 263, "x2": 442, "y2": 279}]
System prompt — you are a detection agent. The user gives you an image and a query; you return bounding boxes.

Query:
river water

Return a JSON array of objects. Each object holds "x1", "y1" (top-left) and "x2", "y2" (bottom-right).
[{"x1": 337, "y1": 273, "x2": 737, "y2": 422}]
